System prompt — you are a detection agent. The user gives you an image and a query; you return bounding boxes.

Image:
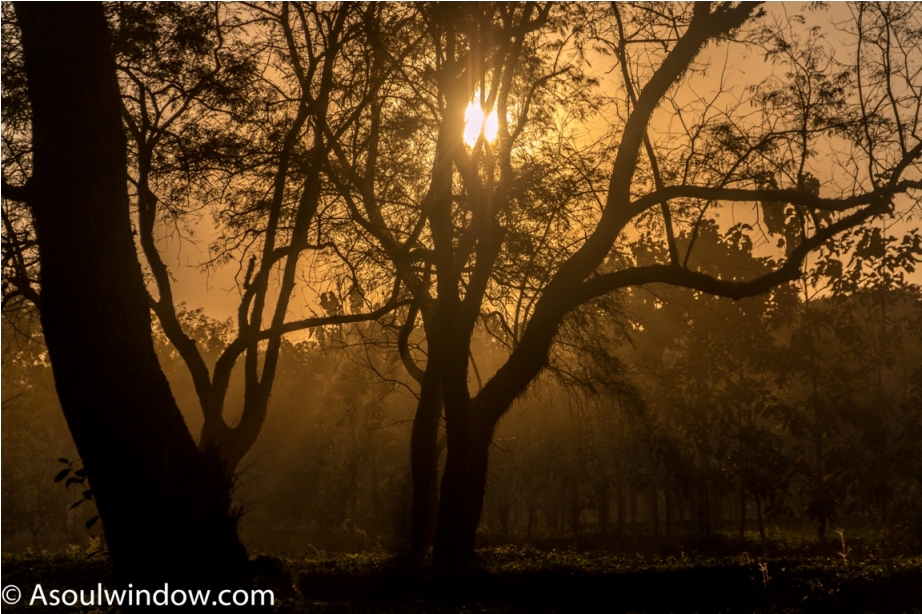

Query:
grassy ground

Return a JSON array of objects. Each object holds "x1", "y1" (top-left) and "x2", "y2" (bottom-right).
[{"x1": 2, "y1": 542, "x2": 920, "y2": 612}]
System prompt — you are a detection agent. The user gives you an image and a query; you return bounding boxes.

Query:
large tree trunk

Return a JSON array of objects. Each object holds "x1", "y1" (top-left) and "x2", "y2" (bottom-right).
[
  {"x1": 432, "y1": 417, "x2": 491, "y2": 563},
  {"x1": 15, "y1": 2, "x2": 249, "y2": 587},
  {"x1": 409, "y1": 361, "x2": 443, "y2": 554}
]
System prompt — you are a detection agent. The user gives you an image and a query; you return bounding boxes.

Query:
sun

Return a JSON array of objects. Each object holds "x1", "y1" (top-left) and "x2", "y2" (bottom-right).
[{"x1": 464, "y1": 101, "x2": 499, "y2": 146}]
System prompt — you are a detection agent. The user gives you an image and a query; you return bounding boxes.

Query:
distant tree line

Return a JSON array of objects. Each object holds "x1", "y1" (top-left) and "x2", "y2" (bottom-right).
[{"x1": 481, "y1": 234, "x2": 922, "y2": 551}]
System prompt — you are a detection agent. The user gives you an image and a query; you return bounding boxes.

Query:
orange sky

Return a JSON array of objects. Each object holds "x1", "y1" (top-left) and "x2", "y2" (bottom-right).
[{"x1": 152, "y1": 3, "x2": 920, "y2": 324}]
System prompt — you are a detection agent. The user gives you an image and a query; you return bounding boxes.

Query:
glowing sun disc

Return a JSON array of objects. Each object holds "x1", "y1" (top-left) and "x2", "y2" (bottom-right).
[{"x1": 464, "y1": 101, "x2": 499, "y2": 146}]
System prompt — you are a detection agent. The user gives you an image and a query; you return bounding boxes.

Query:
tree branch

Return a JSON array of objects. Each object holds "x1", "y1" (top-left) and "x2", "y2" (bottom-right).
[
  {"x1": 1, "y1": 180, "x2": 30, "y2": 203},
  {"x1": 629, "y1": 180, "x2": 922, "y2": 219}
]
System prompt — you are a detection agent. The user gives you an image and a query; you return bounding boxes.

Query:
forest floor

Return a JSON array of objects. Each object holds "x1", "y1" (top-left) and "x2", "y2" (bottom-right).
[{"x1": 2, "y1": 537, "x2": 920, "y2": 612}]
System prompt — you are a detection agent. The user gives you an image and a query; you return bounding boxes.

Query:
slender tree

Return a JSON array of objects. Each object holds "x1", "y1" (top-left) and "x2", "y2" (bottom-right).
[{"x1": 119, "y1": 2, "x2": 412, "y2": 472}]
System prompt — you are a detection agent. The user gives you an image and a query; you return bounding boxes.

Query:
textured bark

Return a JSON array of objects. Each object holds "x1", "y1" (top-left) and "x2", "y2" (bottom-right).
[{"x1": 15, "y1": 2, "x2": 248, "y2": 587}]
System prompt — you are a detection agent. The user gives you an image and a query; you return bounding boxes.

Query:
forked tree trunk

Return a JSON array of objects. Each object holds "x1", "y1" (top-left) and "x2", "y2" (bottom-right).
[
  {"x1": 422, "y1": 0, "x2": 763, "y2": 566},
  {"x1": 15, "y1": 2, "x2": 248, "y2": 587}
]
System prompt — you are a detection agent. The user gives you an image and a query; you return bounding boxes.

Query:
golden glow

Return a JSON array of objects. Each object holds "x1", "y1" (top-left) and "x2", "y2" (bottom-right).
[{"x1": 464, "y1": 101, "x2": 499, "y2": 146}]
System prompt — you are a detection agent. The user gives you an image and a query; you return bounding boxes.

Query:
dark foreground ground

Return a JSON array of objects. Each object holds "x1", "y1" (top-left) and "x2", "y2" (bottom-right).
[{"x1": 2, "y1": 543, "x2": 920, "y2": 612}]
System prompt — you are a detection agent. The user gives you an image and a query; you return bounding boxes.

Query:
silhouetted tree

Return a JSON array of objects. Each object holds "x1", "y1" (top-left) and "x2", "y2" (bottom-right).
[
  {"x1": 393, "y1": 2, "x2": 922, "y2": 561},
  {"x1": 115, "y1": 2, "x2": 412, "y2": 472},
  {"x1": 10, "y1": 2, "x2": 249, "y2": 586},
  {"x1": 3, "y1": 3, "x2": 419, "y2": 478}
]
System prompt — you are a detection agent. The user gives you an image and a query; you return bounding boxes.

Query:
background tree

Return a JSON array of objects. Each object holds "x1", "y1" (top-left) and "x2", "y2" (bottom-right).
[
  {"x1": 1, "y1": 324, "x2": 78, "y2": 551},
  {"x1": 624, "y1": 222, "x2": 796, "y2": 544},
  {"x1": 115, "y1": 2, "x2": 412, "y2": 472}
]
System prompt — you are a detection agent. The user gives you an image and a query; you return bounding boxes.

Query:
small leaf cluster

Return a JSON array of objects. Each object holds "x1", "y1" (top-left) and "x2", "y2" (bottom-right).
[{"x1": 53, "y1": 458, "x2": 99, "y2": 531}]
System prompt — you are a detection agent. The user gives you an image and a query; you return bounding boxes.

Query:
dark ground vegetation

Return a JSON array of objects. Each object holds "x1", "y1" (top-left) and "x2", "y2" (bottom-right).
[{"x1": 3, "y1": 537, "x2": 920, "y2": 613}]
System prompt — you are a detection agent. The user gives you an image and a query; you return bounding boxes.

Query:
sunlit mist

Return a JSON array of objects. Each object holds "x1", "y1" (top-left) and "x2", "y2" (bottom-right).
[{"x1": 464, "y1": 101, "x2": 499, "y2": 146}]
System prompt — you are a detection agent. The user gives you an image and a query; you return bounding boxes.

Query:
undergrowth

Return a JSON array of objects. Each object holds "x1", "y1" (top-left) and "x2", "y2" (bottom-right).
[{"x1": 2, "y1": 545, "x2": 920, "y2": 613}]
